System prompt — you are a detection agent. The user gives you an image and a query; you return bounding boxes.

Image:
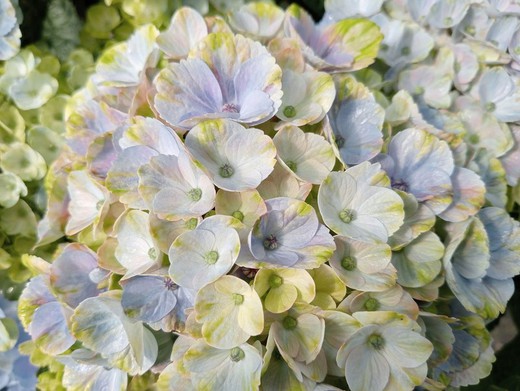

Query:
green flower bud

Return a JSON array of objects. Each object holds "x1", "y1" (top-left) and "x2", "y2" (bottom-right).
[
  {"x1": 0, "y1": 143, "x2": 46, "y2": 181},
  {"x1": 0, "y1": 172, "x2": 27, "y2": 208}
]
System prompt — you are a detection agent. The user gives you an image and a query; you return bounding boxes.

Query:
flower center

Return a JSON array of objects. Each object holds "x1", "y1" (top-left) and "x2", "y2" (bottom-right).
[
  {"x1": 219, "y1": 163, "x2": 234, "y2": 178},
  {"x1": 186, "y1": 218, "x2": 198, "y2": 230},
  {"x1": 188, "y1": 188, "x2": 202, "y2": 201},
  {"x1": 485, "y1": 102, "x2": 496, "y2": 112},
  {"x1": 468, "y1": 134, "x2": 480, "y2": 144},
  {"x1": 465, "y1": 25, "x2": 476, "y2": 35},
  {"x1": 96, "y1": 200, "x2": 104, "y2": 211},
  {"x1": 339, "y1": 209, "x2": 356, "y2": 223},
  {"x1": 222, "y1": 103, "x2": 240, "y2": 113},
  {"x1": 148, "y1": 248, "x2": 157, "y2": 260},
  {"x1": 232, "y1": 210, "x2": 244, "y2": 222},
  {"x1": 367, "y1": 333, "x2": 385, "y2": 350},
  {"x1": 391, "y1": 179, "x2": 409, "y2": 192},
  {"x1": 341, "y1": 256, "x2": 356, "y2": 271},
  {"x1": 283, "y1": 105, "x2": 297, "y2": 118},
  {"x1": 230, "y1": 347, "x2": 245, "y2": 362},
  {"x1": 163, "y1": 277, "x2": 178, "y2": 291},
  {"x1": 336, "y1": 135, "x2": 345, "y2": 149},
  {"x1": 263, "y1": 234, "x2": 278, "y2": 250},
  {"x1": 205, "y1": 250, "x2": 219, "y2": 265},
  {"x1": 282, "y1": 316, "x2": 298, "y2": 330},
  {"x1": 364, "y1": 297, "x2": 380, "y2": 311},
  {"x1": 233, "y1": 293, "x2": 244, "y2": 305},
  {"x1": 269, "y1": 274, "x2": 283, "y2": 288}
]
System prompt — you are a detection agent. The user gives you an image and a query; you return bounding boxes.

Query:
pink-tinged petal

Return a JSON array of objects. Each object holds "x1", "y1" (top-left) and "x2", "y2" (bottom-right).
[
  {"x1": 66, "y1": 100, "x2": 127, "y2": 156},
  {"x1": 154, "y1": 59, "x2": 223, "y2": 129},
  {"x1": 238, "y1": 90, "x2": 278, "y2": 125},
  {"x1": 138, "y1": 153, "x2": 216, "y2": 221},
  {"x1": 118, "y1": 116, "x2": 184, "y2": 156},
  {"x1": 96, "y1": 24, "x2": 159, "y2": 87},
  {"x1": 228, "y1": 2, "x2": 285, "y2": 42},
  {"x1": 65, "y1": 170, "x2": 109, "y2": 236},
  {"x1": 157, "y1": 7, "x2": 208, "y2": 60},
  {"x1": 285, "y1": 5, "x2": 382, "y2": 72},
  {"x1": 86, "y1": 134, "x2": 118, "y2": 180},
  {"x1": 106, "y1": 146, "x2": 157, "y2": 209}
]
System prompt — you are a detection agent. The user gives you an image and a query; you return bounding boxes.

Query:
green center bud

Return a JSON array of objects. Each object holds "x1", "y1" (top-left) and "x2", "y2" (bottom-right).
[
  {"x1": 148, "y1": 248, "x2": 157, "y2": 260},
  {"x1": 286, "y1": 161, "x2": 297, "y2": 172},
  {"x1": 465, "y1": 25, "x2": 476, "y2": 35},
  {"x1": 219, "y1": 163, "x2": 234, "y2": 178},
  {"x1": 96, "y1": 200, "x2": 104, "y2": 211},
  {"x1": 339, "y1": 209, "x2": 356, "y2": 223},
  {"x1": 364, "y1": 298, "x2": 380, "y2": 311},
  {"x1": 283, "y1": 105, "x2": 297, "y2": 118},
  {"x1": 230, "y1": 347, "x2": 245, "y2": 362},
  {"x1": 232, "y1": 210, "x2": 244, "y2": 222},
  {"x1": 485, "y1": 102, "x2": 496, "y2": 112},
  {"x1": 269, "y1": 274, "x2": 284, "y2": 288},
  {"x1": 401, "y1": 46, "x2": 410, "y2": 55},
  {"x1": 341, "y1": 256, "x2": 356, "y2": 271},
  {"x1": 468, "y1": 134, "x2": 480, "y2": 144},
  {"x1": 205, "y1": 250, "x2": 219, "y2": 265},
  {"x1": 444, "y1": 17, "x2": 453, "y2": 25},
  {"x1": 233, "y1": 293, "x2": 244, "y2": 305},
  {"x1": 188, "y1": 188, "x2": 202, "y2": 201},
  {"x1": 380, "y1": 43, "x2": 389, "y2": 51},
  {"x1": 367, "y1": 333, "x2": 385, "y2": 350},
  {"x1": 186, "y1": 218, "x2": 198, "y2": 230},
  {"x1": 282, "y1": 316, "x2": 298, "y2": 330},
  {"x1": 336, "y1": 135, "x2": 345, "y2": 149}
]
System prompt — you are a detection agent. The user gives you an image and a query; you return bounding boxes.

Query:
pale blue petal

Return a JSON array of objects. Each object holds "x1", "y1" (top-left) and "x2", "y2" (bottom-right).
[
  {"x1": 121, "y1": 275, "x2": 178, "y2": 323},
  {"x1": 28, "y1": 302, "x2": 75, "y2": 355},
  {"x1": 50, "y1": 244, "x2": 101, "y2": 308}
]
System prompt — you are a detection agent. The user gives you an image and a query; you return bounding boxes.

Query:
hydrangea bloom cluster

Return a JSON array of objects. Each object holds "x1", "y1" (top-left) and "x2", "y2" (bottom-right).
[{"x1": 9, "y1": 0, "x2": 520, "y2": 390}]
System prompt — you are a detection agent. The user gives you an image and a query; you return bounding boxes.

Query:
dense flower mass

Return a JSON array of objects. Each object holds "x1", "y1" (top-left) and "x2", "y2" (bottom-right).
[{"x1": 2, "y1": 0, "x2": 520, "y2": 390}]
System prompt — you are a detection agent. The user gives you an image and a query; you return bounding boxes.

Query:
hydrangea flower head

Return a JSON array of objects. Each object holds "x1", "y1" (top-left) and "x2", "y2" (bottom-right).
[
  {"x1": 248, "y1": 197, "x2": 335, "y2": 268},
  {"x1": 9, "y1": 2, "x2": 520, "y2": 390},
  {"x1": 318, "y1": 171, "x2": 404, "y2": 243},
  {"x1": 154, "y1": 32, "x2": 283, "y2": 129},
  {"x1": 185, "y1": 119, "x2": 276, "y2": 191},
  {"x1": 336, "y1": 312, "x2": 433, "y2": 391},
  {"x1": 284, "y1": 4, "x2": 383, "y2": 72},
  {"x1": 375, "y1": 128, "x2": 455, "y2": 215}
]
